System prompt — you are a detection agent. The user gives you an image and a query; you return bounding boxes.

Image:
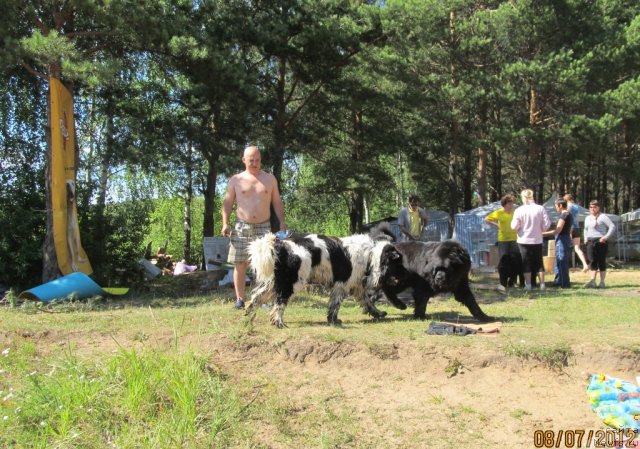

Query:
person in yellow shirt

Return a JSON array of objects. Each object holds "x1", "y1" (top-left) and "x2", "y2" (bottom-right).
[
  {"x1": 484, "y1": 194, "x2": 518, "y2": 259},
  {"x1": 398, "y1": 194, "x2": 429, "y2": 241}
]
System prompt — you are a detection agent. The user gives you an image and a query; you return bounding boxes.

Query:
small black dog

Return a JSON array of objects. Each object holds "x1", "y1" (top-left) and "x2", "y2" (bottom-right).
[{"x1": 497, "y1": 253, "x2": 524, "y2": 288}]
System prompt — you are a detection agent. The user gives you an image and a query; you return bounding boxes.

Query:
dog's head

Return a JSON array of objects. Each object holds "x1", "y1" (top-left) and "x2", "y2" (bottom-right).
[
  {"x1": 427, "y1": 242, "x2": 470, "y2": 290},
  {"x1": 377, "y1": 244, "x2": 406, "y2": 287}
]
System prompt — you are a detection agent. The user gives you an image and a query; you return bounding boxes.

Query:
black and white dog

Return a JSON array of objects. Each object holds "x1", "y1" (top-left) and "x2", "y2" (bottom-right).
[
  {"x1": 376, "y1": 240, "x2": 493, "y2": 322},
  {"x1": 246, "y1": 224, "x2": 394, "y2": 328}
]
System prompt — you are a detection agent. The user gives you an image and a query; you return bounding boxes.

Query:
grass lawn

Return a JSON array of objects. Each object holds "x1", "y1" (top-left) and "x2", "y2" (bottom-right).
[{"x1": 1, "y1": 267, "x2": 638, "y2": 448}]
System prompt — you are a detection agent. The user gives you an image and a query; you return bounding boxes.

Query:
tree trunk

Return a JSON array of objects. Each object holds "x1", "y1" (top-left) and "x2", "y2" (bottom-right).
[
  {"x1": 269, "y1": 55, "x2": 288, "y2": 232},
  {"x1": 529, "y1": 85, "x2": 540, "y2": 190},
  {"x1": 349, "y1": 190, "x2": 364, "y2": 234},
  {"x1": 202, "y1": 151, "x2": 218, "y2": 238},
  {"x1": 447, "y1": 9, "x2": 458, "y2": 236},
  {"x1": 349, "y1": 109, "x2": 365, "y2": 233},
  {"x1": 463, "y1": 144, "x2": 472, "y2": 210},
  {"x1": 92, "y1": 93, "x2": 115, "y2": 274},
  {"x1": 622, "y1": 122, "x2": 633, "y2": 212},
  {"x1": 42, "y1": 80, "x2": 59, "y2": 282},
  {"x1": 183, "y1": 143, "x2": 193, "y2": 262},
  {"x1": 477, "y1": 104, "x2": 488, "y2": 206}
]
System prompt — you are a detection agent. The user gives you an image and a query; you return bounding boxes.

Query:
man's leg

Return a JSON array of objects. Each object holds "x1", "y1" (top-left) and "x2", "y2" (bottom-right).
[
  {"x1": 234, "y1": 261, "x2": 249, "y2": 304},
  {"x1": 519, "y1": 244, "x2": 532, "y2": 290}
]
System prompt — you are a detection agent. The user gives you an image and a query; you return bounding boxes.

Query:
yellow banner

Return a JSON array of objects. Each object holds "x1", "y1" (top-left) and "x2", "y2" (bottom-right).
[{"x1": 50, "y1": 77, "x2": 92, "y2": 275}]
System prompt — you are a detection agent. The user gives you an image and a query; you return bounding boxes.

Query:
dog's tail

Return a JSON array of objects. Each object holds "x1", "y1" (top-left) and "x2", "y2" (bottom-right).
[{"x1": 248, "y1": 233, "x2": 277, "y2": 282}]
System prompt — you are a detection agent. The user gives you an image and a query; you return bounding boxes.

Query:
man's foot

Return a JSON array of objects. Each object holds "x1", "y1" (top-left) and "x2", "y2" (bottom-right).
[
  {"x1": 598, "y1": 281, "x2": 605, "y2": 289},
  {"x1": 584, "y1": 280, "x2": 596, "y2": 288},
  {"x1": 234, "y1": 298, "x2": 245, "y2": 309},
  {"x1": 582, "y1": 266, "x2": 589, "y2": 273},
  {"x1": 524, "y1": 284, "x2": 532, "y2": 292},
  {"x1": 539, "y1": 283, "x2": 546, "y2": 291}
]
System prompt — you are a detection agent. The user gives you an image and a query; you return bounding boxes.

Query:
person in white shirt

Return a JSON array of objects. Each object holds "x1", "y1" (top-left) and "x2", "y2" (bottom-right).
[
  {"x1": 511, "y1": 189, "x2": 551, "y2": 291},
  {"x1": 583, "y1": 200, "x2": 616, "y2": 288}
]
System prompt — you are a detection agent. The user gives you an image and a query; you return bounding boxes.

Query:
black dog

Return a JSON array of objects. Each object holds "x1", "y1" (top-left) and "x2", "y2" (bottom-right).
[
  {"x1": 497, "y1": 252, "x2": 524, "y2": 288},
  {"x1": 376, "y1": 240, "x2": 493, "y2": 322}
]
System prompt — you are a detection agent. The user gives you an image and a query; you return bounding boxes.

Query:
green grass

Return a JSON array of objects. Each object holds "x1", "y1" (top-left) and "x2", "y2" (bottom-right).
[
  {"x1": 0, "y1": 346, "x2": 247, "y2": 449},
  {"x1": 1, "y1": 268, "x2": 639, "y2": 447}
]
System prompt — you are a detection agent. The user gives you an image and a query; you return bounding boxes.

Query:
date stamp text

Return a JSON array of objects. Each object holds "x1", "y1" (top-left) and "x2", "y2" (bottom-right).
[{"x1": 533, "y1": 428, "x2": 639, "y2": 448}]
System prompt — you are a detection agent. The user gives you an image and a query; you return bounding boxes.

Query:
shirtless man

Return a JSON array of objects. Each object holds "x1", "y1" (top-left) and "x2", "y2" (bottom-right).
[{"x1": 221, "y1": 145, "x2": 286, "y2": 309}]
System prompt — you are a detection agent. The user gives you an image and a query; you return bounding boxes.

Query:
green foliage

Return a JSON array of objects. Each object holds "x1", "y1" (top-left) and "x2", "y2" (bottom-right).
[
  {"x1": 2, "y1": 0, "x2": 640, "y2": 286},
  {"x1": 147, "y1": 197, "x2": 206, "y2": 264},
  {"x1": 0, "y1": 73, "x2": 47, "y2": 290},
  {"x1": 86, "y1": 200, "x2": 154, "y2": 287},
  {"x1": 19, "y1": 30, "x2": 80, "y2": 68}
]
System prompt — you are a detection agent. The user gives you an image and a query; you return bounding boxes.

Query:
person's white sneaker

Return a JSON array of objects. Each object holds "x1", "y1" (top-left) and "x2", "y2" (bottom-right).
[
  {"x1": 524, "y1": 284, "x2": 532, "y2": 292},
  {"x1": 539, "y1": 283, "x2": 546, "y2": 291}
]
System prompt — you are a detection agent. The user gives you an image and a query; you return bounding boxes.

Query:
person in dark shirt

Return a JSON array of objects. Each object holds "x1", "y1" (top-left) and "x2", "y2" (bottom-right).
[{"x1": 551, "y1": 198, "x2": 574, "y2": 288}]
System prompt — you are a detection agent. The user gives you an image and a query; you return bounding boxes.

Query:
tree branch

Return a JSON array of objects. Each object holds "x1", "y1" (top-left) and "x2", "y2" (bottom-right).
[
  {"x1": 65, "y1": 30, "x2": 117, "y2": 38},
  {"x1": 20, "y1": 61, "x2": 48, "y2": 81}
]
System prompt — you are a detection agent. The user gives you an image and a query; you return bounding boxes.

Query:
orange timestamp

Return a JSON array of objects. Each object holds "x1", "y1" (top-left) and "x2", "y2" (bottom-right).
[{"x1": 532, "y1": 428, "x2": 639, "y2": 448}]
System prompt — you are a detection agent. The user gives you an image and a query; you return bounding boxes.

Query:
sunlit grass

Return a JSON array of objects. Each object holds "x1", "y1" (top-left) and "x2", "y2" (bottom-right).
[{"x1": 1, "y1": 267, "x2": 638, "y2": 447}]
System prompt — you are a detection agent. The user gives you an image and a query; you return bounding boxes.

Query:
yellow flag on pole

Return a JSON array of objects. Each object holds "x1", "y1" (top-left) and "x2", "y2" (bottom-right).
[{"x1": 50, "y1": 77, "x2": 92, "y2": 275}]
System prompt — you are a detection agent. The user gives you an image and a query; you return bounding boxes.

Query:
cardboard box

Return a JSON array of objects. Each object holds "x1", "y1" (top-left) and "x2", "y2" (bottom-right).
[
  {"x1": 543, "y1": 255, "x2": 555, "y2": 274},
  {"x1": 203, "y1": 237, "x2": 230, "y2": 271},
  {"x1": 547, "y1": 240, "x2": 555, "y2": 257}
]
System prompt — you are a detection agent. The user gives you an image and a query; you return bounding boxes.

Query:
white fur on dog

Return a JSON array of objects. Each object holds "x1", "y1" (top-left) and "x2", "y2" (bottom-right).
[{"x1": 247, "y1": 230, "x2": 392, "y2": 327}]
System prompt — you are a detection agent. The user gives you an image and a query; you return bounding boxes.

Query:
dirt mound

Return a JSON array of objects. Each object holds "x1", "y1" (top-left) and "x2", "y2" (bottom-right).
[{"x1": 210, "y1": 333, "x2": 640, "y2": 447}]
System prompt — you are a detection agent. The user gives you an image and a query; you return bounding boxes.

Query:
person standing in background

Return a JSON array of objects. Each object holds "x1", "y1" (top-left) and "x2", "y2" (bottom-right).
[
  {"x1": 549, "y1": 198, "x2": 573, "y2": 288},
  {"x1": 563, "y1": 194, "x2": 589, "y2": 272},
  {"x1": 583, "y1": 200, "x2": 616, "y2": 288},
  {"x1": 397, "y1": 194, "x2": 428, "y2": 241},
  {"x1": 484, "y1": 194, "x2": 518, "y2": 259},
  {"x1": 511, "y1": 189, "x2": 551, "y2": 292}
]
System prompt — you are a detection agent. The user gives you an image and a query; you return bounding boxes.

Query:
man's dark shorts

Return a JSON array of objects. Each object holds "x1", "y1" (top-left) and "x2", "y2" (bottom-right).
[
  {"x1": 228, "y1": 220, "x2": 272, "y2": 264},
  {"x1": 518, "y1": 243, "x2": 543, "y2": 274}
]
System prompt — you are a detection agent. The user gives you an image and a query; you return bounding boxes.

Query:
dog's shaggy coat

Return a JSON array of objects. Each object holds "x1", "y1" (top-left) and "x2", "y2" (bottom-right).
[
  {"x1": 247, "y1": 225, "x2": 394, "y2": 328},
  {"x1": 376, "y1": 240, "x2": 493, "y2": 322}
]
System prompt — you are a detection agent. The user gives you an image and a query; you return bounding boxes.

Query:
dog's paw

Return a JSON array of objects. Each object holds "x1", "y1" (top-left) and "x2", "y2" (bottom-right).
[{"x1": 271, "y1": 318, "x2": 288, "y2": 329}]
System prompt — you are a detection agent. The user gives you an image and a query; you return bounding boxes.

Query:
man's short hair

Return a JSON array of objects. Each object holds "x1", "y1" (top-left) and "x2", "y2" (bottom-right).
[
  {"x1": 408, "y1": 194, "x2": 420, "y2": 204},
  {"x1": 555, "y1": 198, "x2": 568, "y2": 209},
  {"x1": 500, "y1": 194, "x2": 515, "y2": 207}
]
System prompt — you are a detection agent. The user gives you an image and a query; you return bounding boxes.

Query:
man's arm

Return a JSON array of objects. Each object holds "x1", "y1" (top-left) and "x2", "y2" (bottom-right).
[
  {"x1": 602, "y1": 215, "x2": 616, "y2": 241},
  {"x1": 542, "y1": 209, "x2": 551, "y2": 231},
  {"x1": 221, "y1": 177, "x2": 236, "y2": 237},
  {"x1": 397, "y1": 208, "x2": 413, "y2": 238},
  {"x1": 270, "y1": 175, "x2": 286, "y2": 231},
  {"x1": 510, "y1": 212, "x2": 520, "y2": 231},
  {"x1": 484, "y1": 210, "x2": 499, "y2": 228}
]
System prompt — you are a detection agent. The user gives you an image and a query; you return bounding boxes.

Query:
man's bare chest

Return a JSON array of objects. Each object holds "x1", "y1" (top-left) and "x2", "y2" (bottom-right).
[{"x1": 236, "y1": 179, "x2": 270, "y2": 196}]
